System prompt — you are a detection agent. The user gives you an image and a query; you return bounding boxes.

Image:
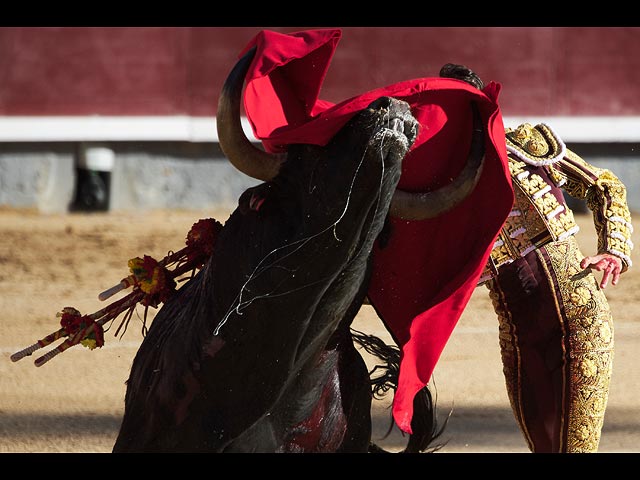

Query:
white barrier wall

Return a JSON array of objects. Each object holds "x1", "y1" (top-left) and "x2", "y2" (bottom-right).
[{"x1": 0, "y1": 141, "x2": 638, "y2": 214}]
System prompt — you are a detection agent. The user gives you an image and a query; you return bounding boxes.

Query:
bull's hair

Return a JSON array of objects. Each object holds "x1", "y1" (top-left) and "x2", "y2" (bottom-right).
[
  {"x1": 350, "y1": 328, "x2": 449, "y2": 453},
  {"x1": 350, "y1": 328, "x2": 399, "y2": 398},
  {"x1": 439, "y1": 63, "x2": 485, "y2": 91}
]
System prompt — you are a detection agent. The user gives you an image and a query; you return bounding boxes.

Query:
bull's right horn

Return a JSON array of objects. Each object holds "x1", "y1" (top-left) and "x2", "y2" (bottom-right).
[
  {"x1": 217, "y1": 46, "x2": 284, "y2": 181},
  {"x1": 389, "y1": 63, "x2": 488, "y2": 221},
  {"x1": 389, "y1": 102, "x2": 485, "y2": 221}
]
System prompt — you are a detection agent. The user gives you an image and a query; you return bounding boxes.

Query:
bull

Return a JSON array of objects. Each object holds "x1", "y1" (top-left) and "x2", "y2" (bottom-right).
[{"x1": 112, "y1": 47, "x2": 485, "y2": 453}]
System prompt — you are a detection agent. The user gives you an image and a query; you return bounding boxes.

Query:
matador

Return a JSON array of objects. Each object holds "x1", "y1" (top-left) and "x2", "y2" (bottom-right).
[
  {"x1": 440, "y1": 63, "x2": 634, "y2": 452},
  {"x1": 479, "y1": 120, "x2": 634, "y2": 452}
]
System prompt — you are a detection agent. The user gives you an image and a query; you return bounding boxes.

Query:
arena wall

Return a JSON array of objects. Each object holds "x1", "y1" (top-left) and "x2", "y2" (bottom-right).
[{"x1": 1, "y1": 27, "x2": 638, "y2": 213}]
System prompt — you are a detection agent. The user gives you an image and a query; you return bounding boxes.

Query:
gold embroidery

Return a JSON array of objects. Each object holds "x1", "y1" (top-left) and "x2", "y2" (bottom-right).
[
  {"x1": 545, "y1": 238, "x2": 614, "y2": 453},
  {"x1": 482, "y1": 157, "x2": 580, "y2": 280},
  {"x1": 505, "y1": 123, "x2": 565, "y2": 164},
  {"x1": 560, "y1": 150, "x2": 633, "y2": 269},
  {"x1": 519, "y1": 172, "x2": 548, "y2": 197},
  {"x1": 532, "y1": 192, "x2": 560, "y2": 217},
  {"x1": 548, "y1": 164, "x2": 565, "y2": 186},
  {"x1": 483, "y1": 126, "x2": 633, "y2": 286},
  {"x1": 488, "y1": 237, "x2": 613, "y2": 452}
]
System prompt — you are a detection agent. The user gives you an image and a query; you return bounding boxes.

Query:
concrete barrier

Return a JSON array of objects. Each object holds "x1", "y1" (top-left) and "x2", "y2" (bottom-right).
[{"x1": 0, "y1": 141, "x2": 638, "y2": 214}]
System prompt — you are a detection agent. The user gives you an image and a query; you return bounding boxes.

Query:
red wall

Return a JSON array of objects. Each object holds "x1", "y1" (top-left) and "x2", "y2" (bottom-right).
[{"x1": 1, "y1": 27, "x2": 638, "y2": 118}]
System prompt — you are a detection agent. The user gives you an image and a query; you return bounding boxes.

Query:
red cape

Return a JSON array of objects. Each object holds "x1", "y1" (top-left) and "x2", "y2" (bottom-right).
[{"x1": 238, "y1": 28, "x2": 513, "y2": 433}]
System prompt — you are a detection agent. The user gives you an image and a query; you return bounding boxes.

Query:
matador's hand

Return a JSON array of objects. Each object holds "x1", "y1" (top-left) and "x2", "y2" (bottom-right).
[{"x1": 580, "y1": 253, "x2": 623, "y2": 289}]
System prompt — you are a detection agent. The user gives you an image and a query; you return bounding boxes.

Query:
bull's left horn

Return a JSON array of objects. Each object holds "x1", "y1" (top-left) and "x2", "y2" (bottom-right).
[
  {"x1": 389, "y1": 102, "x2": 485, "y2": 221},
  {"x1": 217, "y1": 46, "x2": 284, "y2": 181}
]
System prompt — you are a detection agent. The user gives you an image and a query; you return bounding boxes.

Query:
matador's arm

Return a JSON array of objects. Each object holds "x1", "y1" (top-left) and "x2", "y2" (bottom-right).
[{"x1": 552, "y1": 150, "x2": 634, "y2": 273}]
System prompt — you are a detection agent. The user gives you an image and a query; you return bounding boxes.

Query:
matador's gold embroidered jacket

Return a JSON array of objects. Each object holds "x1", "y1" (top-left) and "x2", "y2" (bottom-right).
[{"x1": 479, "y1": 122, "x2": 634, "y2": 284}]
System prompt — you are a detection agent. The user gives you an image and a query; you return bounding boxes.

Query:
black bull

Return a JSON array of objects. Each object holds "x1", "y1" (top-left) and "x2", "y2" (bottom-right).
[
  {"x1": 113, "y1": 52, "x2": 483, "y2": 453},
  {"x1": 113, "y1": 103, "x2": 419, "y2": 453}
]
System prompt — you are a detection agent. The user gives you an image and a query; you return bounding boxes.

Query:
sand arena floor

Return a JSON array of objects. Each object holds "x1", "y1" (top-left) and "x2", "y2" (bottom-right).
[{"x1": 1, "y1": 208, "x2": 638, "y2": 453}]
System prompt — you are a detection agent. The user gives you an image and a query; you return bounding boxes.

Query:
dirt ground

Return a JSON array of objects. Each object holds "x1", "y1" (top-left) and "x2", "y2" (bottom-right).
[{"x1": 1, "y1": 207, "x2": 639, "y2": 453}]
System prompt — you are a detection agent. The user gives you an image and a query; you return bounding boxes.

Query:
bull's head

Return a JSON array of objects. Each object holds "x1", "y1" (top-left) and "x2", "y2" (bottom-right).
[
  {"x1": 218, "y1": 48, "x2": 486, "y2": 221},
  {"x1": 113, "y1": 49, "x2": 485, "y2": 453}
]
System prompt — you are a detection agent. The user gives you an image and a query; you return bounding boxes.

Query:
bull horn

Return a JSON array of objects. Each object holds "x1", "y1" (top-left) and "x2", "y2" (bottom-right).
[
  {"x1": 217, "y1": 46, "x2": 284, "y2": 181},
  {"x1": 389, "y1": 102, "x2": 485, "y2": 221}
]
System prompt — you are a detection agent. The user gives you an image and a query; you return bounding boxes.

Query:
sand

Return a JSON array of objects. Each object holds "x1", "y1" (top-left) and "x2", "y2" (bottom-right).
[{"x1": 1, "y1": 207, "x2": 638, "y2": 453}]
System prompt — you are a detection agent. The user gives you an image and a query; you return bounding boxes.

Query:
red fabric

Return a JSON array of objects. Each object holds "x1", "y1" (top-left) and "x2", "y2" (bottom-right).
[{"x1": 239, "y1": 28, "x2": 514, "y2": 433}]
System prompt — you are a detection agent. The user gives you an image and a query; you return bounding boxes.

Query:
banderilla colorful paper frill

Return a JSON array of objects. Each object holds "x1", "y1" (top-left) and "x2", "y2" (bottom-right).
[{"x1": 11, "y1": 217, "x2": 223, "y2": 367}]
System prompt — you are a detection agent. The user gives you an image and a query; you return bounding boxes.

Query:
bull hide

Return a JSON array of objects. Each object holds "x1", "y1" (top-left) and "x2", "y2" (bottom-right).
[{"x1": 112, "y1": 90, "x2": 419, "y2": 451}]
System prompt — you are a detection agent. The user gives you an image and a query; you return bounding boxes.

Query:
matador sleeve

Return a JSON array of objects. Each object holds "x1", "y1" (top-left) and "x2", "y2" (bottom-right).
[{"x1": 553, "y1": 150, "x2": 634, "y2": 271}]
